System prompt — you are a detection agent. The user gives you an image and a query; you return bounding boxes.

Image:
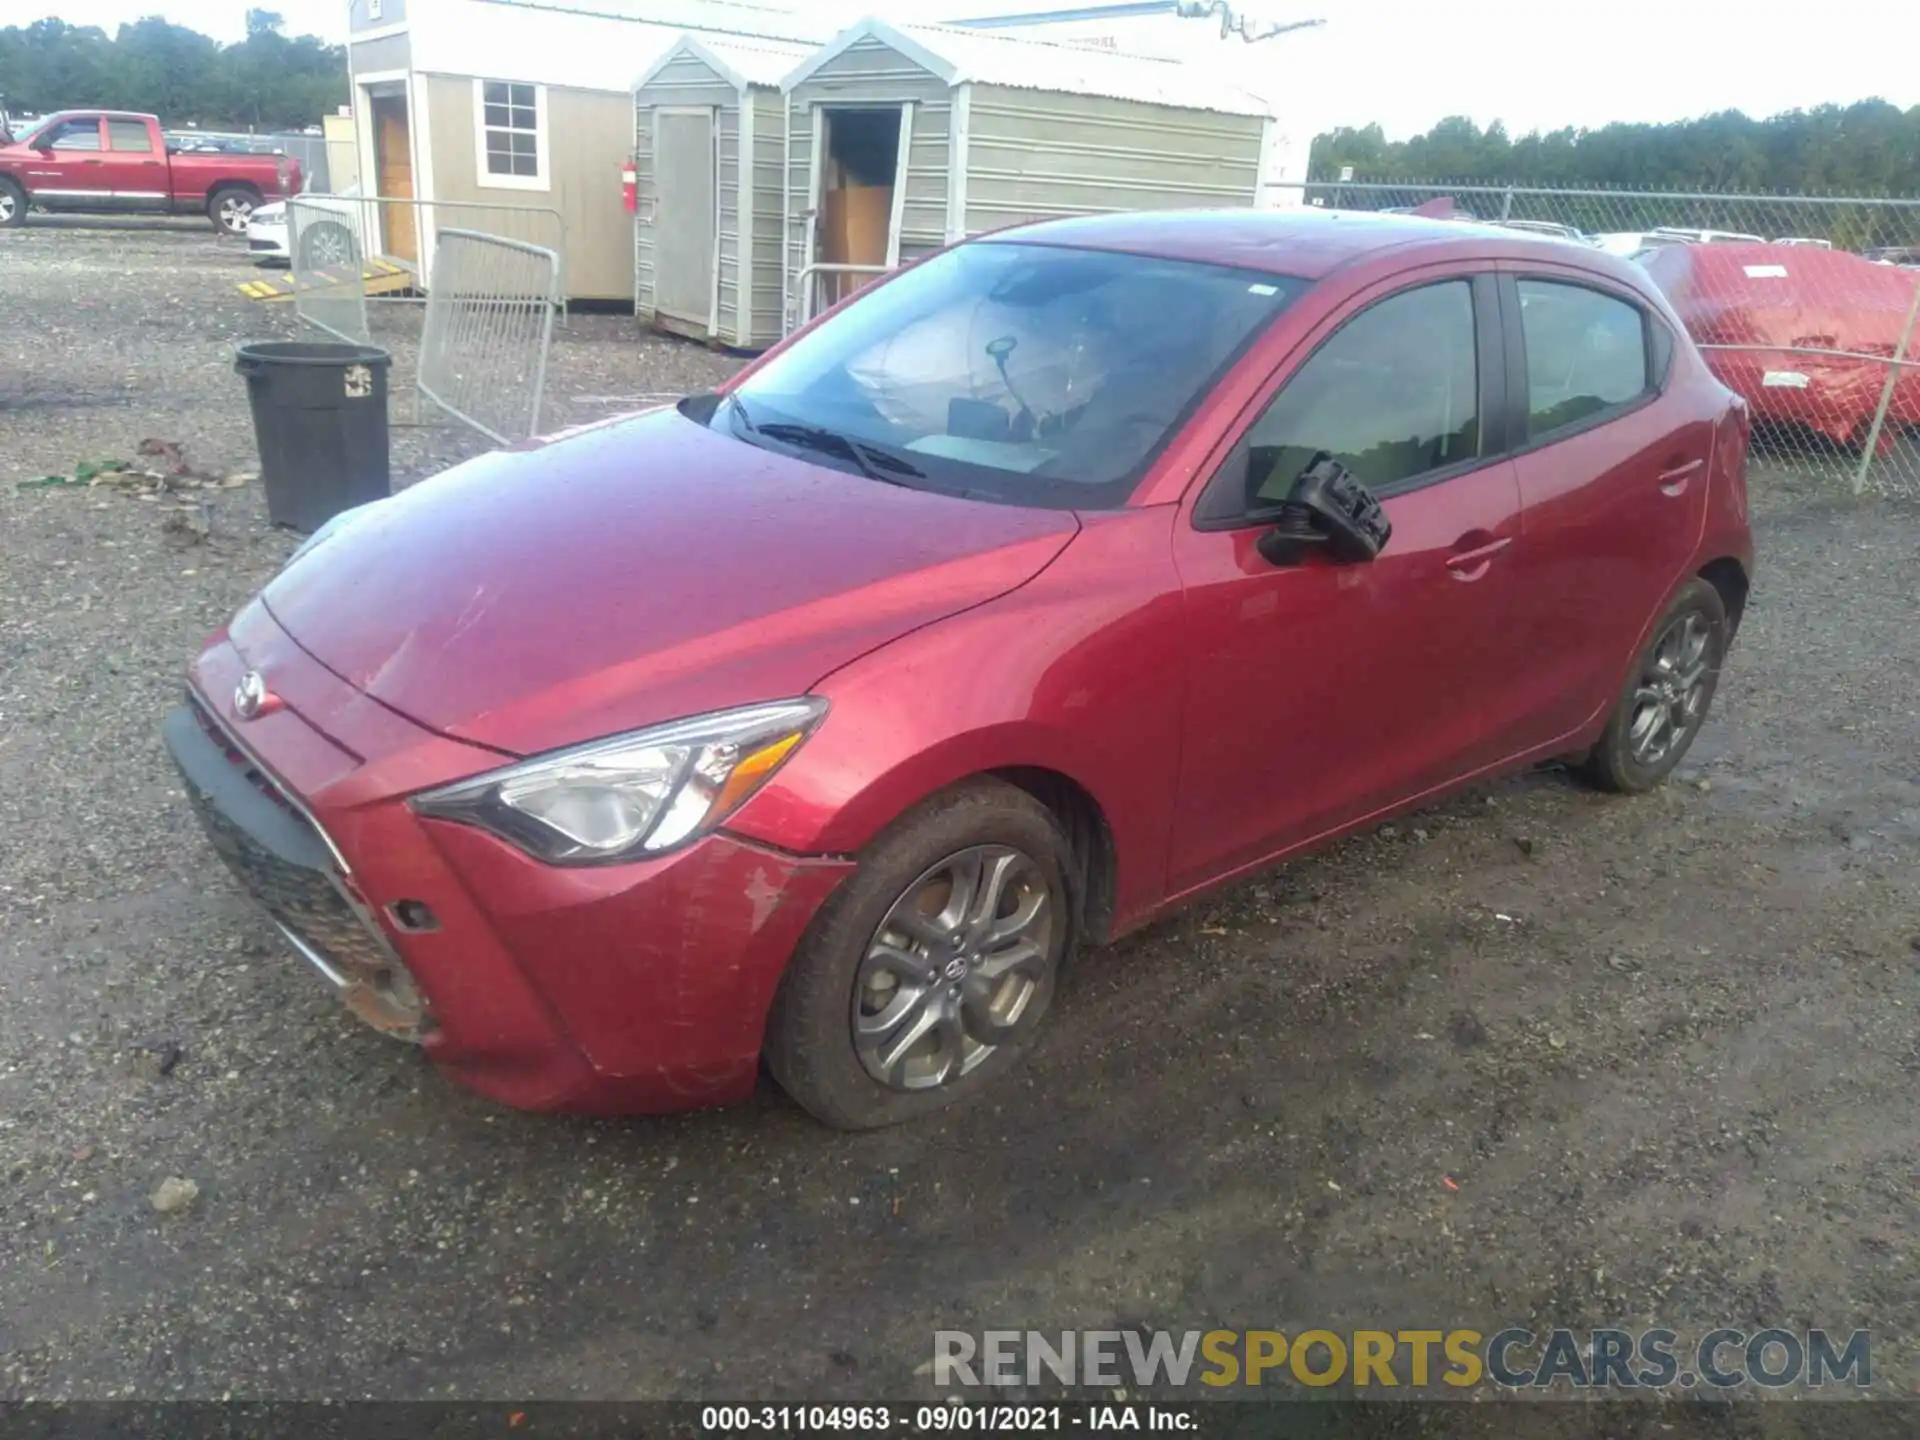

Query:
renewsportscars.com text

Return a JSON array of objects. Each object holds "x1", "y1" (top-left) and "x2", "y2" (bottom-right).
[{"x1": 933, "y1": 1328, "x2": 1871, "y2": 1391}]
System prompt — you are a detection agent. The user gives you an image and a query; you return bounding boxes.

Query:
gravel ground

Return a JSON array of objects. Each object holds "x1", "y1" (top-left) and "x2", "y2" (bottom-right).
[{"x1": 3, "y1": 219, "x2": 1918, "y2": 1414}]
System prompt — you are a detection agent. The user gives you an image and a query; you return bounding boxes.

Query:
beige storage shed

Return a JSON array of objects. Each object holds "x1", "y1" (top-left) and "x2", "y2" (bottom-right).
[
  {"x1": 634, "y1": 34, "x2": 815, "y2": 348},
  {"x1": 779, "y1": 18, "x2": 1276, "y2": 329}
]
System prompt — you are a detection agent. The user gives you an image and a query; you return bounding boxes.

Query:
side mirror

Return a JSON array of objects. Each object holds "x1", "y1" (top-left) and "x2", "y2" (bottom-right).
[{"x1": 1253, "y1": 453, "x2": 1392, "y2": 567}]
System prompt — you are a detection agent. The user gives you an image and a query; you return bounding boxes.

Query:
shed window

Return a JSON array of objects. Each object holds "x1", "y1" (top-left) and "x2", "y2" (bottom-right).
[{"x1": 475, "y1": 80, "x2": 546, "y2": 188}]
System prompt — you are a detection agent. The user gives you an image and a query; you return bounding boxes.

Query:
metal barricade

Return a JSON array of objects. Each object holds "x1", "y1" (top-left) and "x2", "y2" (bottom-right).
[
  {"x1": 287, "y1": 195, "x2": 371, "y2": 345},
  {"x1": 284, "y1": 193, "x2": 570, "y2": 312},
  {"x1": 416, "y1": 229, "x2": 562, "y2": 445}
]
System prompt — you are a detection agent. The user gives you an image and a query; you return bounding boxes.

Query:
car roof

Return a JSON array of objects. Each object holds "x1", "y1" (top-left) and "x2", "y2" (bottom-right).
[{"x1": 982, "y1": 207, "x2": 1626, "y2": 281}]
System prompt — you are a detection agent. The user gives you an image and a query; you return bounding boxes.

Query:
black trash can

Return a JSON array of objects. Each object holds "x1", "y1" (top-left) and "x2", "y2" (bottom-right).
[{"x1": 235, "y1": 341, "x2": 393, "y2": 532}]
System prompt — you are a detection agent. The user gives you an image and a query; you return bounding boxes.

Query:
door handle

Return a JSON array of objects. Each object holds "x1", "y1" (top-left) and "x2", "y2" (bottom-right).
[
  {"x1": 1657, "y1": 457, "x2": 1703, "y2": 496},
  {"x1": 1444, "y1": 534, "x2": 1511, "y2": 581}
]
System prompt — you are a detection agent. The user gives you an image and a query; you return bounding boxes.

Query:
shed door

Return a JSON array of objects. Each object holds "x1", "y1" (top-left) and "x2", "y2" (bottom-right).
[
  {"x1": 653, "y1": 108, "x2": 716, "y2": 331},
  {"x1": 370, "y1": 93, "x2": 416, "y2": 263}
]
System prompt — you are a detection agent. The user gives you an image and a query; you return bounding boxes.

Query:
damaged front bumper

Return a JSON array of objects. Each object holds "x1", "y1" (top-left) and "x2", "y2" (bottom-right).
[
  {"x1": 164, "y1": 696, "x2": 430, "y2": 1039},
  {"x1": 165, "y1": 606, "x2": 861, "y2": 1113}
]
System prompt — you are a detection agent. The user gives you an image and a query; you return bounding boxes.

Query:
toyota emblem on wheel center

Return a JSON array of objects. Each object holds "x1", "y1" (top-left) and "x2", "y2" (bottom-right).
[{"x1": 234, "y1": 670, "x2": 269, "y2": 719}]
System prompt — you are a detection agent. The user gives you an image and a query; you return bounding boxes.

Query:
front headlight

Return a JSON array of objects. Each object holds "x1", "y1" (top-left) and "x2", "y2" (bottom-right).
[{"x1": 410, "y1": 699, "x2": 826, "y2": 865}]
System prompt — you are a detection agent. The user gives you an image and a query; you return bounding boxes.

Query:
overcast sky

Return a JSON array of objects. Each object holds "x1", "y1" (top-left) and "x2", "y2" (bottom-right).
[{"x1": 29, "y1": 0, "x2": 1920, "y2": 139}]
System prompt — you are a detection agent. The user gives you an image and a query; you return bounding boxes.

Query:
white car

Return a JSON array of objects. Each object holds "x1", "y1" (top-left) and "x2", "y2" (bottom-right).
[
  {"x1": 247, "y1": 187, "x2": 365, "y2": 269},
  {"x1": 1648, "y1": 226, "x2": 1766, "y2": 246},
  {"x1": 1590, "y1": 231, "x2": 1689, "y2": 258},
  {"x1": 1494, "y1": 219, "x2": 1593, "y2": 244}
]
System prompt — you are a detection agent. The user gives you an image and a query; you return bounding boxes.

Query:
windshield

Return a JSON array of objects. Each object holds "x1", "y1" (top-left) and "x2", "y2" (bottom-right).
[{"x1": 716, "y1": 241, "x2": 1308, "y2": 508}]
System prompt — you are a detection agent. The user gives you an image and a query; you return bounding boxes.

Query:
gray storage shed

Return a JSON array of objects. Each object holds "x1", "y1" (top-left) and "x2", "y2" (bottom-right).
[
  {"x1": 779, "y1": 18, "x2": 1276, "y2": 329},
  {"x1": 634, "y1": 34, "x2": 814, "y2": 348}
]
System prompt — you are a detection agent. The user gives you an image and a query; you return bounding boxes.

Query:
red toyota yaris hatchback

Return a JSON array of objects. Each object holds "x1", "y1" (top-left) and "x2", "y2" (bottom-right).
[{"x1": 167, "y1": 210, "x2": 1753, "y2": 1128}]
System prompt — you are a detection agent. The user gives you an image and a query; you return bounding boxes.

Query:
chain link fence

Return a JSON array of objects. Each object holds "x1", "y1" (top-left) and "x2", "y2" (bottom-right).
[
  {"x1": 1285, "y1": 179, "x2": 1920, "y2": 496},
  {"x1": 287, "y1": 196, "x2": 370, "y2": 345},
  {"x1": 416, "y1": 229, "x2": 562, "y2": 445}
]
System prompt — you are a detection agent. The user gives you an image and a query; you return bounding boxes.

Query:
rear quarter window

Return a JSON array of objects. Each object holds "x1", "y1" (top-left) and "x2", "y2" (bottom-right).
[{"x1": 1516, "y1": 279, "x2": 1653, "y2": 438}]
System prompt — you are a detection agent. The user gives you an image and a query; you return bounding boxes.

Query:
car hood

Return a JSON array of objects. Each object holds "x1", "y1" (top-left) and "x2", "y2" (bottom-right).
[{"x1": 261, "y1": 406, "x2": 1079, "y2": 755}]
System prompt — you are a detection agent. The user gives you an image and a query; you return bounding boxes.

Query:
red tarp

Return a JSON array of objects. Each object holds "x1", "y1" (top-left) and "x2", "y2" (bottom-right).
[{"x1": 1641, "y1": 243, "x2": 1920, "y2": 452}]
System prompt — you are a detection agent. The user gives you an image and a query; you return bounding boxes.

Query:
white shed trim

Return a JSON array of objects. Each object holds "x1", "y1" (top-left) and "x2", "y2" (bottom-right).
[
  {"x1": 736, "y1": 90, "x2": 754, "y2": 347},
  {"x1": 885, "y1": 99, "x2": 914, "y2": 267},
  {"x1": 632, "y1": 33, "x2": 813, "y2": 94},
  {"x1": 801, "y1": 103, "x2": 823, "y2": 282},
  {"x1": 778, "y1": 15, "x2": 1272, "y2": 118},
  {"x1": 470, "y1": 77, "x2": 552, "y2": 192},
  {"x1": 410, "y1": 68, "x2": 439, "y2": 276},
  {"x1": 946, "y1": 81, "x2": 971, "y2": 243},
  {"x1": 780, "y1": 90, "x2": 793, "y2": 332}
]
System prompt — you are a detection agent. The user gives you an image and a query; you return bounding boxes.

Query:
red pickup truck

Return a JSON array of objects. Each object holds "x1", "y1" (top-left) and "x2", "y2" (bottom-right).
[{"x1": 0, "y1": 110, "x2": 301, "y2": 235}]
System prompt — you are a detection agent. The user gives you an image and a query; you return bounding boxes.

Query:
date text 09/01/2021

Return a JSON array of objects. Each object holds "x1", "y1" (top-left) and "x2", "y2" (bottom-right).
[{"x1": 698, "y1": 1404, "x2": 1192, "y2": 1433}]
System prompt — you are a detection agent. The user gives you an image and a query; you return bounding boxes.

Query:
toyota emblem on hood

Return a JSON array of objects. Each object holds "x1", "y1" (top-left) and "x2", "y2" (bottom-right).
[{"x1": 234, "y1": 670, "x2": 269, "y2": 720}]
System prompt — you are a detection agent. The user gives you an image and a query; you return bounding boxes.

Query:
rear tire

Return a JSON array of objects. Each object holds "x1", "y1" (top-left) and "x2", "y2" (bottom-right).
[
  {"x1": 208, "y1": 185, "x2": 258, "y2": 237},
  {"x1": 0, "y1": 179, "x2": 25, "y2": 229},
  {"x1": 764, "y1": 779, "x2": 1075, "y2": 1130},
  {"x1": 1580, "y1": 578, "x2": 1728, "y2": 794}
]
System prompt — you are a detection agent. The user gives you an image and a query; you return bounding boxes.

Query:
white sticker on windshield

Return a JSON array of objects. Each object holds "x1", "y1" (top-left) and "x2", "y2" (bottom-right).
[
  {"x1": 1248, "y1": 283, "x2": 1280, "y2": 295},
  {"x1": 1744, "y1": 264, "x2": 1789, "y2": 278},
  {"x1": 1763, "y1": 370, "x2": 1810, "y2": 388}
]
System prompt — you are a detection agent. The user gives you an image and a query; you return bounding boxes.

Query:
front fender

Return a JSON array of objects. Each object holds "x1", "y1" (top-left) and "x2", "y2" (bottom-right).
[
  {"x1": 724, "y1": 507, "x2": 1188, "y2": 931},
  {"x1": 734, "y1": 718, "x2": 1118, "y2": 860}
]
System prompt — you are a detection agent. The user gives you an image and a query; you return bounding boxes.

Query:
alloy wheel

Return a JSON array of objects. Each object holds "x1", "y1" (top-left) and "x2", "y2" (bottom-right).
[
  {"x1": 304, "y1": 224, "x2": 352, "y2": 269},
  {"x1": 1627, "y1": 610, "x2": 1714, "y2": 766},
  {"x1": 0, "y1": 191, "x2": 17, "y2": 224},
  {"x1": 219, "y1": 195, "x2": 254, "y2": 233},
  {"x1": 852, "y1": 844, "x2": 1058, "y2": 1092}
]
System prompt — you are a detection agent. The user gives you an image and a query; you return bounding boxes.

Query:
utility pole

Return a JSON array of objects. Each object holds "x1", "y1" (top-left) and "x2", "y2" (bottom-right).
[{"x1": 1170, "y1": 2, "x2": 1326, "y2": 43}]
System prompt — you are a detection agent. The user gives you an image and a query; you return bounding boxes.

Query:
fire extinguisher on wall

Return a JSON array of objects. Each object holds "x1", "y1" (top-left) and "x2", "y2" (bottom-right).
[{"x1": 622, "y1": 156, "x2": 638, "y2": 216}]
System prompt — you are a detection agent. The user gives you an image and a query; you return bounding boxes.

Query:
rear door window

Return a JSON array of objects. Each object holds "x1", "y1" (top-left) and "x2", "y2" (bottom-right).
[
  {"x1": 1516, "y1": 280, "x2": 1652, "y2": 438},
  {"x1": 107, "y1": 119, "x2": 153, "y2": 152}
]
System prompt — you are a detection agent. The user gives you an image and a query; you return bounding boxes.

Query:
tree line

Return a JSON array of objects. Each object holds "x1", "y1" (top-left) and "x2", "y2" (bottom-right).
[
  {"x1": 0, "y1": 12, "x2": 347, "y2": 134},
  {"x1": 1310, "y1": 102, "x2": 1920, "y2": 197},
  {"x1": 4, "y1": 8, "x2": 1916, "y2": 198}
]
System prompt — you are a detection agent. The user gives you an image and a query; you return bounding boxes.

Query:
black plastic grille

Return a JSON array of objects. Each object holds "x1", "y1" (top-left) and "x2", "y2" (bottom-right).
[
  {"x1": 182, "y1": 781, "x2": 396, "y2": 977},
  {"x1": 181, "y1": 696, "x2": 394, "y2": 981}
]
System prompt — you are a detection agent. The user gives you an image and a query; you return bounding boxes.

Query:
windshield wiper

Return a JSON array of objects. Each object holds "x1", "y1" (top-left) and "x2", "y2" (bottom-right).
[{"x1": 729, "y1": 397, "x2": 924, "y2": 486}]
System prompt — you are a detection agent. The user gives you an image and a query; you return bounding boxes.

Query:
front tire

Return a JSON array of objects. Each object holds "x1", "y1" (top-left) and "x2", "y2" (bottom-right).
[
  {"x1": 764, "y1": 779, "x2": 1074, "y2": 1130},
  {"x1": 208, "y1": 185, "x2": 258, "y2": 236},
  {"x1": 1580, "y1": 577, "x2": 1728, "y2": 793},
  {"x1": 0, "y1": 179, "x2": 25, "y2": 229}
]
